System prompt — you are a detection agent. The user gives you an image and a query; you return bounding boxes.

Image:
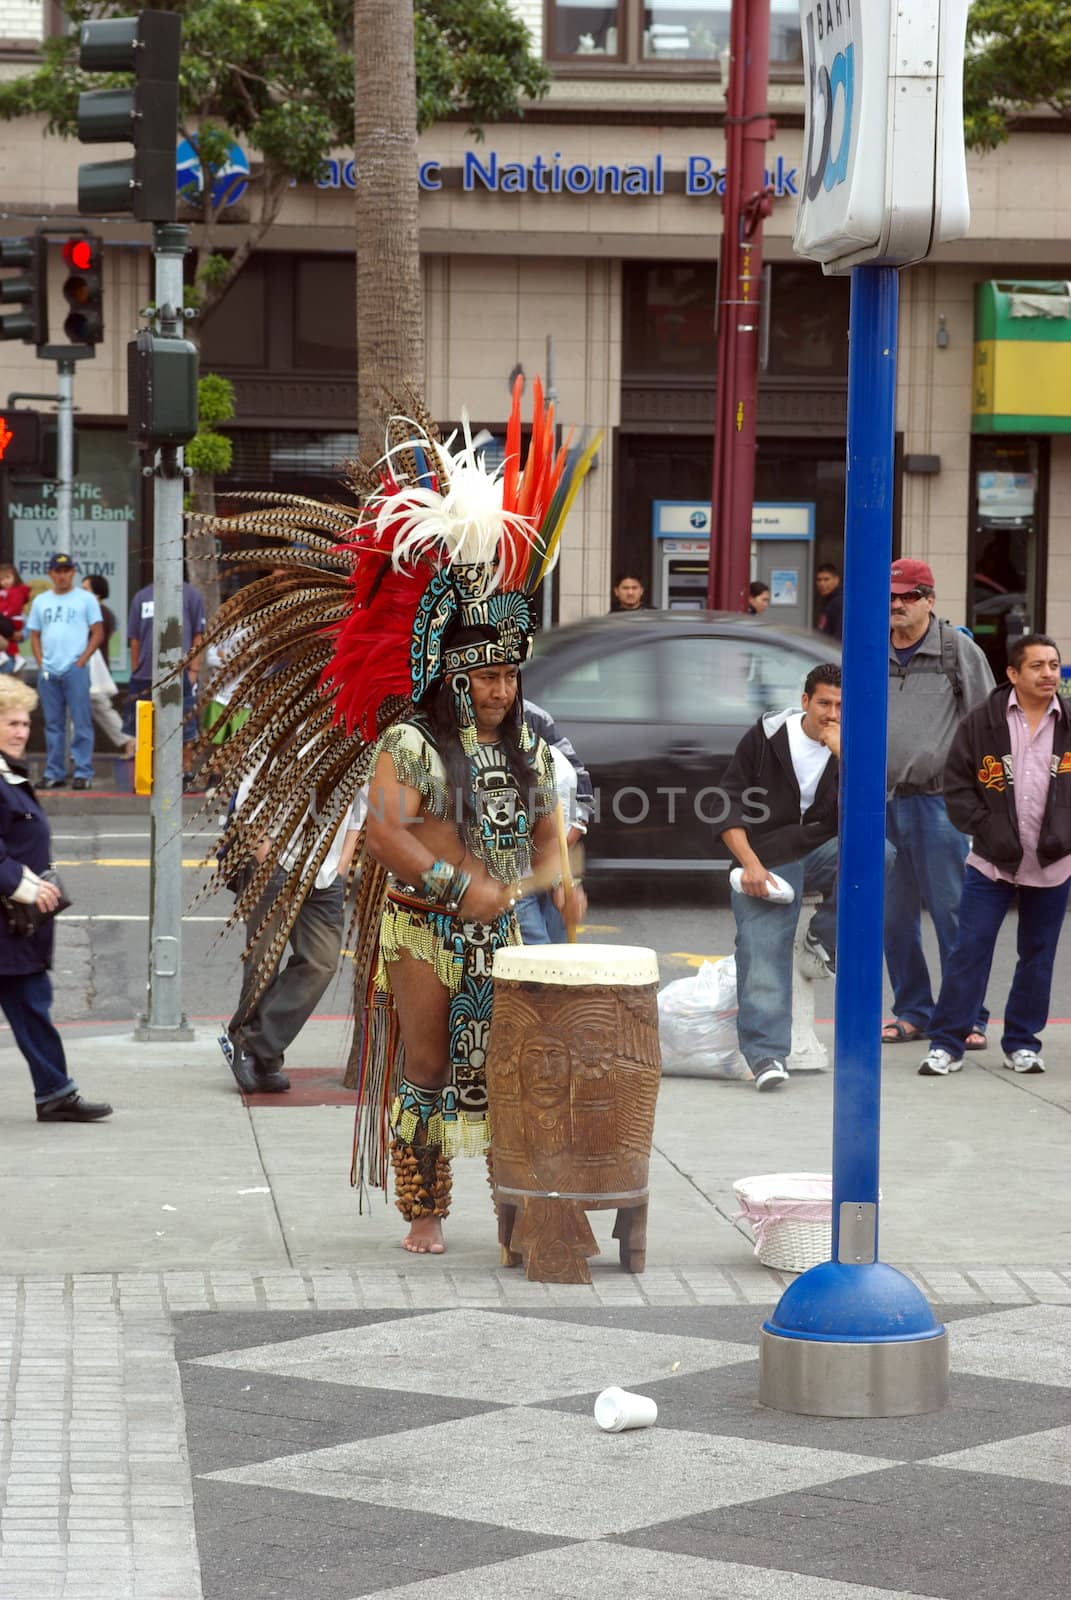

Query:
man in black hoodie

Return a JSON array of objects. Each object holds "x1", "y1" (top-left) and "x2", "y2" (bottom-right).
[
  {"x1": 918, "y1": 635, "x2": 1071, "y2": 1079},
  {"x1": 721, "y1": 663, "x2": 842, "y2": 1091}
]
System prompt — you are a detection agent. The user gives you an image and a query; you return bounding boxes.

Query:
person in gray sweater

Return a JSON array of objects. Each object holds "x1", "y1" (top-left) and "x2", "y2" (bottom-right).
[{"x1": 882, "y1": 560, "x2": 995, "y2": 1047}]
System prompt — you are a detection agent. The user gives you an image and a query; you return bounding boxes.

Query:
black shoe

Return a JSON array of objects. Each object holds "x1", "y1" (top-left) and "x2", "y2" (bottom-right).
[
  {"x1": 37, "y1": 1092, "x2": 113, "y2": 1122},
  {"x1": 71, "y1": 777, "x2": 92, "y2": 791},
  {"x1": 41, "y1": 778, "x2": 67, "y2": 789},
  {"x1": 223, "y1": 1035, "x2": 290, "y2": 1094},
  {"x1": 753, "y1": 1058, "x2": 790, "y2": 1092}
]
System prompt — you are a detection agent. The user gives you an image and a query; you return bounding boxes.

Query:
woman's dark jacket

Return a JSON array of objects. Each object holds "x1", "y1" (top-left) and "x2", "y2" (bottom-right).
[
  {"x1": 943, "y1": 683, "x2": 1071, "y2": 875},
  {"x1": 0, "y1": 758, "x2": 55, "y2": 973}
]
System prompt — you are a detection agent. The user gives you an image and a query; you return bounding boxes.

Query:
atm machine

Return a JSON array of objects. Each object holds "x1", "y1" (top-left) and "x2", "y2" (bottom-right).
[{"x1": 652, "y1": 500, "x2": 816, "y2": 629}]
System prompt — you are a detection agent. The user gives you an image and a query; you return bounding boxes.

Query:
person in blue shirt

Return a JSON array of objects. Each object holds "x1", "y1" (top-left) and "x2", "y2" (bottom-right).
[{"x1": 27, "y1": 554, "x2": 103, "y2": 790}]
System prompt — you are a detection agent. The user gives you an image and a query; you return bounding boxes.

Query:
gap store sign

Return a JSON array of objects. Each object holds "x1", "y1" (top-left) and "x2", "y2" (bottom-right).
[{"x1": 316, "y1": 150, "x2": 802, "y2": 199}]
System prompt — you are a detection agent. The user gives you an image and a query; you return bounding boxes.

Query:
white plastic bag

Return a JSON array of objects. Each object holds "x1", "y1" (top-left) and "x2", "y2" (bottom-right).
[{"x1": 657, "y1": 958, "x2": 749, "y2": 1080}]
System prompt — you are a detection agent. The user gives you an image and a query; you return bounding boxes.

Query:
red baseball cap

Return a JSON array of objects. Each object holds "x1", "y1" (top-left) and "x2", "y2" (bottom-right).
[{"x1": 890, "y1": 559, "x2": 934, "y2": 594}]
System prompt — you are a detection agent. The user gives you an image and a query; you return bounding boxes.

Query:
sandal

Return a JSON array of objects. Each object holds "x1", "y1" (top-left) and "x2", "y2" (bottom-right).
[
  {"x1": 965, "y1": 1030, "x2": 987, "y2": 1051},
  {"x1": 881, "y1": 1018, "x2": 925, "y2": 1044}
]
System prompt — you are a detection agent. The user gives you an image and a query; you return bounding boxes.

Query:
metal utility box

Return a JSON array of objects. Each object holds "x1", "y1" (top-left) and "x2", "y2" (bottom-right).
[{"x1": 127, "y1": 329, "x2": 198, "y2": 447}]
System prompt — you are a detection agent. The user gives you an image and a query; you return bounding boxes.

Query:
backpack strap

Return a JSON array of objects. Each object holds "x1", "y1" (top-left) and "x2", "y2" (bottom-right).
[{"x1": 936, "y1": 619, "x2": 964, "y2": 703}]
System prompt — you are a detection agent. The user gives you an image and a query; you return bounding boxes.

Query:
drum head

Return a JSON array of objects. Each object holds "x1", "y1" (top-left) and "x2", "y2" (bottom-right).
[{"x1": 492, "y1": 942, "x2": 659, "y2": 987}]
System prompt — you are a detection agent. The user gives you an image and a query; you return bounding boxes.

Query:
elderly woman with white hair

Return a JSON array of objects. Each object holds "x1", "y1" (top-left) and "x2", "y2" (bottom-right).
[{"x1": 0, "y1": 677, "x2": 111, "y2": 1121}]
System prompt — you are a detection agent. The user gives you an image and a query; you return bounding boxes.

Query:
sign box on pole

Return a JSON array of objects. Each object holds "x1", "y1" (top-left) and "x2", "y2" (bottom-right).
[{"x1": 795, "y1": 0, "x2": 970, "y2": 271}]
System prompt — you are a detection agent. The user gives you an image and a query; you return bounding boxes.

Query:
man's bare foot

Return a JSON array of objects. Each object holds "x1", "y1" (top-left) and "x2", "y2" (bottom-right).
[{"x1": 401, "y1": 1216, "x2": 445, "y2": 1254}]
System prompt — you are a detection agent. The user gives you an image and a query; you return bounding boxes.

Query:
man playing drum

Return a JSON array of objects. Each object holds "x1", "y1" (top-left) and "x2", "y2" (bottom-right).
[
  {"x1": 187, "y1": 381, "x2": 596, "y2": 1256},
  {"x1": 364, "y1": 639, "x2": 586, "y2": 1254}
]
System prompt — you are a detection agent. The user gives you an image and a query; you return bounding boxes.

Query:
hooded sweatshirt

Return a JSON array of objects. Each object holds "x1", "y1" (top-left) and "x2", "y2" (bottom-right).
[{"x1": 720, "y1": 706, "x2": 840, "y2": 867}]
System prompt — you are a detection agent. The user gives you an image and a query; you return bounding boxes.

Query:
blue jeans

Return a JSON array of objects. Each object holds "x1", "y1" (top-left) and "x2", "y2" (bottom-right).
[
  {"x1": 0, "y1": 657, "x2": 15, "y2": 674},
  {"x1": 0, "y1": 971, "x2": 77, "y2": 1105},
  {"x1": 733, "y1": 837, "x2": 838, "y2": 1068},
  {"x1": 884, "y1": 793, "x2": 988, "y2": 1034},
  {"x1": 514, "y1": 890, "x2": 566, "y2": 945},
  {"x1": 38, "y1": 664, "x2": 94, "y2": 781},
  {"x1": 930, "y1": 866, "x2": 1070, "y2": 1058}
]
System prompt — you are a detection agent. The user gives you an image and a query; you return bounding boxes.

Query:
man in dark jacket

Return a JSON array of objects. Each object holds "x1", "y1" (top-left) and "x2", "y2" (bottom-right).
[
  {"x1": 720, "y1": 663, "x2": 841, "y2": 1091},
  {"x1": 918, "y1": 635, "x2": 1071, "y2": 1078},
  {"x1": 815, "y1": 563, "x2": 843, "y2": 640}
]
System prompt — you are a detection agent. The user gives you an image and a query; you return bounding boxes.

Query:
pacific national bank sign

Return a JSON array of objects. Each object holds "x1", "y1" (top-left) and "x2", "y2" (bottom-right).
[{"x1": 316, "y1": 150, "x2": 802, "y2": 200}]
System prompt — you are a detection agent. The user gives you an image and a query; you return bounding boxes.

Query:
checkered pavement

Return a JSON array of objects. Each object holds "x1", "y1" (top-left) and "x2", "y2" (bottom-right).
[{"x1": 178, "y1": 1302, "x2": 1071, "y2": 1600}]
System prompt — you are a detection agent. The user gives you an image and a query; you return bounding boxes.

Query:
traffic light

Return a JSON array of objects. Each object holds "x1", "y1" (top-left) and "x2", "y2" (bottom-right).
[
  {"x1": 0, "y1": 236, "x2": 48, "y2": 345},
  {"x1": 61, "y1": 234, "x2": 104, "y2": 345},
  {"x1": 0, "y1": 411, "x2": 44, "y2": 471},
  {"x1": 76, "y1": 10, "x2": 182, "y2": 221}
]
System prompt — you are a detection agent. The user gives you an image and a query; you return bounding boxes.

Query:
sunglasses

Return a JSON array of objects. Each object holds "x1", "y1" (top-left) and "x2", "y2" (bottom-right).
[{"x1": 890, "y1": 589, "x2": 930, "y2": 603}]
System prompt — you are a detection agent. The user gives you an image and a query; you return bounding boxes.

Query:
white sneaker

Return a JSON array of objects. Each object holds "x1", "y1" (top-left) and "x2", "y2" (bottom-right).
[
  {"x1": 798, "y1": 930, "x2": 835, "y2": 981},
  {"x1": 918, "y1": 1048, "x2": 963, "y2": 1077},
  {"x1": 753, "y1": 1058, "x2": 789, "y2": 1092},
  {"x1": 1004, "y1": 1049, "x2": 1045, "y2": 1074}
]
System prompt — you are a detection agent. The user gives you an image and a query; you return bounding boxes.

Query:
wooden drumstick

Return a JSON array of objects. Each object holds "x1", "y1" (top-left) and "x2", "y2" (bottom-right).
[
  {"x1": 510, "y1": 840, "x2": 584, "y2": 907},
  {"x1": 554, "y1": 803, "x2": 578, "y2": 944}
]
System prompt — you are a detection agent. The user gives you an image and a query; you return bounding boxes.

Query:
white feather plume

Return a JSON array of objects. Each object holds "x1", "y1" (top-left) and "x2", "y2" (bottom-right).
[{"x1": 372, "y1": 412, "x2": 541, "y2": 590}]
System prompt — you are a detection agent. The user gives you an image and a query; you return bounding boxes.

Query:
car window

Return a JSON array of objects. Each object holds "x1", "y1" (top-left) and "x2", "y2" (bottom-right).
[
  {"x1": 659, "y1": 634, "x2": 816, "y2": 724},
  {"x1": 537, "y1": 639, "x2": 661, "y2": 720}
]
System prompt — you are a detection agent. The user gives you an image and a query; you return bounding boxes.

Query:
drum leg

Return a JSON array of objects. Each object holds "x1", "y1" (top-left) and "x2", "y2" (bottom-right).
[
  {"x1": 613, "y1": 1201, "x2": 648, "y2": 1275},
  {"x1": 511, "y1": 1197, "x2": 599, "y2": 1284}
]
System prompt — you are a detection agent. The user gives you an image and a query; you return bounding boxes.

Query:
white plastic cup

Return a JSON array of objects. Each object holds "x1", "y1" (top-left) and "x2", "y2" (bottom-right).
[{"x1": 593, "y1": 1386, "x2": 658, "y2": 1432}]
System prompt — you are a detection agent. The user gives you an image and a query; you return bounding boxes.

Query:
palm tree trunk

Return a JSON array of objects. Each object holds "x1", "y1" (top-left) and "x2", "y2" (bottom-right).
[{"x1": 354, "y1": 0, "x2": 424, "y2": 453}]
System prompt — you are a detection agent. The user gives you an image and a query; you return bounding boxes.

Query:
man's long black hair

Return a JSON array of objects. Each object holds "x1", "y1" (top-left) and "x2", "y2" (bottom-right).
[{"x1": 419, "y1": 636, "x2": 539, "y2": 826}]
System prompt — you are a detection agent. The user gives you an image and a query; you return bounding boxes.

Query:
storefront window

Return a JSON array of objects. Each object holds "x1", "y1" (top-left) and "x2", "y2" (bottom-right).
[
  {"x1": 547, "y1": 0, "x2": 801, "y2": 66},
  {"x1": 550, "y1": 0, "x2": 622, "y2": 58},
  {"x1": 765, "y1": 265, "x2": 849, "y2": 379},
  {"x1": 642, "y1": 1, "x2": 721, "y2": 61},
  {"x1": 968, "y1": 438, "x2": 1047, "y2": 678},
  {"x1": 623, "y1": 263, "x2": 717, "y2": 376},
  {"x1": 623, "y1": 261, "x2": 847, "y2": 381}
]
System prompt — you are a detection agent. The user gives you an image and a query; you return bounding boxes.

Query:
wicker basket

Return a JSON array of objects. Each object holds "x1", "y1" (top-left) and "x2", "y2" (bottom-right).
[{"x1": 732, "y1": 1172, "x2": 832, "y2": 1273}]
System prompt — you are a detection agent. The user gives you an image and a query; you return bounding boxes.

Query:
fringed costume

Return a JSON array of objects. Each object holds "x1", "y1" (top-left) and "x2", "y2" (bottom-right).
[{"x1": 182, "y1": 378, "x2": 599, "y2": 1228}]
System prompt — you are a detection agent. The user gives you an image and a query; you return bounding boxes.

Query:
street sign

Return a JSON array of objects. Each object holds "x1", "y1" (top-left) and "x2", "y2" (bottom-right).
[{"x1": 794, "y1": 0, "x2": 970, "y2": 271}]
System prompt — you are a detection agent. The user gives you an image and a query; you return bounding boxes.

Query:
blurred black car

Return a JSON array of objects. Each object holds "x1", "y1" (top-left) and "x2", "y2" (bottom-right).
[{"x1": 523, "y1": 611, "x2": 842, "y2": 875}]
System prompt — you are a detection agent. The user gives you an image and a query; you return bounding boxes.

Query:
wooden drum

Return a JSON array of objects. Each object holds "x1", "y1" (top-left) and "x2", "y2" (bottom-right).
[{"x1": 486, "y1": 943, "x2": 662, "y2": 1284}]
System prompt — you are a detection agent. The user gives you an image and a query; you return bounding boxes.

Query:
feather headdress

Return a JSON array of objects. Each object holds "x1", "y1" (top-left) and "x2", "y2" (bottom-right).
[{"x1": 182, "y1": 379, "x2": 601, "y2": 1036}]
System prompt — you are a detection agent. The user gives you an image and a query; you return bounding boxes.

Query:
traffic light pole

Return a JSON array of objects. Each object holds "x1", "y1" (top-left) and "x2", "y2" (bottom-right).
[
  {"x1": 55, "y1": 358, "x2": 75, "y2": 547},
  {"x1": 135, "y1": 221, "x2": 193, "y2": 1042}
]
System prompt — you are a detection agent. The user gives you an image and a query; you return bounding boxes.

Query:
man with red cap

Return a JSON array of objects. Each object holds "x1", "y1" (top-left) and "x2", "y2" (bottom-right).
[{"x1": 882, "y1": 560, "x2": 994, "y2": 1048}]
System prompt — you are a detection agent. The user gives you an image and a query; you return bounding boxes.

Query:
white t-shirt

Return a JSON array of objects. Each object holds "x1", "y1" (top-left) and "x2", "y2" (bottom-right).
[{"x1": 785, "y1": 711, "x2": 831, "y2": 818}]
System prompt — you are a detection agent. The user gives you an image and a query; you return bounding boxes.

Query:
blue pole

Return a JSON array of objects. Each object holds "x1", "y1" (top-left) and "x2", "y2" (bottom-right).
[
  {"x1": 762, "y1": 263, "x2": 944, "y2": 1356},
  {"x1": 830, "y1": 263, "x2": 898, "y2": 1256}
]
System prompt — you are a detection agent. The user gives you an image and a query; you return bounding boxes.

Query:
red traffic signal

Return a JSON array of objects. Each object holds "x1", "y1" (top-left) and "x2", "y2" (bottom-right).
[
  {"x1": 0, "y1": 410, "x2": 44, "y2": 470},
  {"x1": 62, "y1": 233, "x2": 104, "y2": 346}
]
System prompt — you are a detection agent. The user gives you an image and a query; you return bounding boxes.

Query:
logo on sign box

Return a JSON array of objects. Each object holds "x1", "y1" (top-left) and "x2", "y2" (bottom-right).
[{"x1": 803, "y1": 14, "x2": 853, "y2": 199}]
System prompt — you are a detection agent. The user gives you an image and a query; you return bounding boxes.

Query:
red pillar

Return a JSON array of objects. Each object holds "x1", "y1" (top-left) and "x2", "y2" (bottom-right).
[{"x1": 708, "y1": 0, "x2": 775, "y2": 611}]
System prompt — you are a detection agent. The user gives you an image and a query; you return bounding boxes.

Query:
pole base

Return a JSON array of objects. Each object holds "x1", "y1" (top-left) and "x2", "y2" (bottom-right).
[
  {"x1": 759, "y1": 1325, "x2": 948, "y2": 1417},
  {"x1": 133, "y1": 1016, "x2": 196, "y2": 1042}
]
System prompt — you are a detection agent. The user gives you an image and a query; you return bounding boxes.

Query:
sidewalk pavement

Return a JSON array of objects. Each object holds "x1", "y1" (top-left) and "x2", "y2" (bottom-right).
[{"x1": 1, "y1": 1020, "x2": 1069, "y2": 1599}]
